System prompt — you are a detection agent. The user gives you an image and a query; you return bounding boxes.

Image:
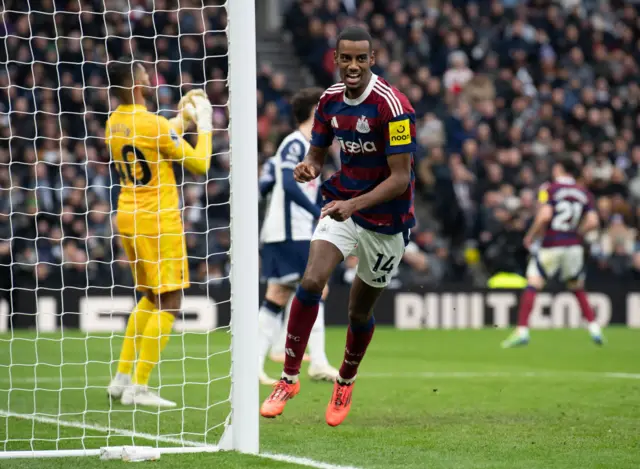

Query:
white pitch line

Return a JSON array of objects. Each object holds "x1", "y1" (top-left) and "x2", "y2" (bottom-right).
[
  {"x1": 1, "y1": 370, "x2": 640, "y2": 385},
  {"x1": 0, "y1": 410, "x2": 207, "y2": 447},
  {"x1": 261, "y1": 452, "x2": 362, "y2": 469},
  {"x1": 0, "y1": 410, "x2": 361, "y2": 469}
]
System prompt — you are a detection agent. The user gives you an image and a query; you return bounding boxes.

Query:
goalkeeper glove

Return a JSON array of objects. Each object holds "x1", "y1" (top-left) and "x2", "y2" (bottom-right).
[
  {"x1": 171, "y1": 89, "x2": 207, "y2": 132},
  {"x1": 191, "y1": 95, "x2": 213, "y2": 133}
]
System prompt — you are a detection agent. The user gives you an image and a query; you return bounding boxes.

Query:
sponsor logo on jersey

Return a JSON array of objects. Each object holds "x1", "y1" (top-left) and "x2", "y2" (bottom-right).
[
  {"x1": 389, "y1": 119, "x2": 411, "y2": 146},
  {"x1": 337, "y1": 137, "x2": 377, "y2": 154},
  {"x1": 356, "y1": 115, "x2": 370, "y2": 133}
]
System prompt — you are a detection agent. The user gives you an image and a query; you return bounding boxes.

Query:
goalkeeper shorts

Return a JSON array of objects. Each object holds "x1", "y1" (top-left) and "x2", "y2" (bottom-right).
[{"x1": 120, "y1": 232, "x2": 190, "y2": 294}]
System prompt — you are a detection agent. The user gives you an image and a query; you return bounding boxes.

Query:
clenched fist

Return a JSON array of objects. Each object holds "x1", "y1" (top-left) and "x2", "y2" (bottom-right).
[{"x1": 294, "y1": 161, "x2": 320, "y2": 182}]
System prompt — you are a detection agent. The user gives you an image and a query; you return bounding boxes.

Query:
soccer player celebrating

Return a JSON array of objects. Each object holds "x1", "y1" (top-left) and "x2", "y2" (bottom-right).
[
  {"x1": 258, "y1": 87, "x2": 339, "y2": 385},
  {"x1": 260, "y1": 26, "x2": 417, "y2": 426},
  {"x1": 105, "y1": 60, "x2": 213, "y2": 407},
  {"x1": 501, "y1": 157, "x2": 604, "y2": 348}
]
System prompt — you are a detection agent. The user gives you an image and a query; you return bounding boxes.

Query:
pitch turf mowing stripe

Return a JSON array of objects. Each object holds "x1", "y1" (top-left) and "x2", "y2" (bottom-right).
[
  {"x1": 2, "y1": 370, "x2": 640, "y2": 385},
  {"x1": 0, "y1": 409, "x2": 207, "y2": 447},
  {"x1": 0, "y1": 410, "x2": 362, "y2": 469}
]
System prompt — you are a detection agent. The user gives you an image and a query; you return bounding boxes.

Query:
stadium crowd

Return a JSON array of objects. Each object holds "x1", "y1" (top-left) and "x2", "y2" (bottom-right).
[{"x1": 1, "y1": 0, "x2": 640, "y2": 295}]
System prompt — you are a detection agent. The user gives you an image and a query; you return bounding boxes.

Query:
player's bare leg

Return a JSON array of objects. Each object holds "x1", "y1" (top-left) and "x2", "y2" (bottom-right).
[
  {"x1": 260, "y1": 240, "x2": 343, "y2": 418},
  {"x1": 259, "y1": 284, "x2": 293, "y2": 385},
  {"x1": 502, "y1": 275, "x2": 544, "y2": 348},
  {"x1": 567, "y1": 279, "x2": 604, "y2": 345},
  {"x1": 307, "y1": 285, "x2": 339, "y2": 382},
  {"x1": 121, "y1": 290, "x2": 180, "y2": 408},
  {"x1": 108, "y1": 290, "x2": 155, "y2": 399},
  {"x1": 326, "y1": 276, "x2": 382, "y2": 427}
]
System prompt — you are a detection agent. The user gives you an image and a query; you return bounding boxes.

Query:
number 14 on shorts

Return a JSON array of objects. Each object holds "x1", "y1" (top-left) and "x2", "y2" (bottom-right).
[
  {"x1": 370, "y1": 253, "x2": 395, "y2": 284},
  {"x1": 372, "y1": 253, "x2": 395, "y2": 273}
]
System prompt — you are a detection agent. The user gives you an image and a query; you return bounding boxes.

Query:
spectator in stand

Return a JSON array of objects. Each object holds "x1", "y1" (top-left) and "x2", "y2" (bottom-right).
[
  {"x1": 3, "y1": 0, "x2": 640, "y2": 291},
  {"x1": 281, "y1": 0, "x2": 640, "y2": 287}
]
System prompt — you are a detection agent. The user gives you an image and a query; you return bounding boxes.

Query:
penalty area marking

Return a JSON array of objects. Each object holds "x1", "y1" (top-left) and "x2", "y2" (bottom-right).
[
  {"x1": 0, "y1": 410, "x2": 363, "y2": 469},
  {"x1": 1, "y1": 370, "x2": 640, "y2": 385}
]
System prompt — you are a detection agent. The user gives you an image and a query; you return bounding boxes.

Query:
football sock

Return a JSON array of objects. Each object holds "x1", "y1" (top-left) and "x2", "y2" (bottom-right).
[
  {"x1": 516, "y1": 286, "x2": 537, "y2": 329},
  {"x1": 282, "y1": 286, "x2": 321, "y2": 377},
  {"x1": 271, "y1": 298, "x2": 291, "y2": 356},
  {"x1": 339, "y1": 316, "x2": 375, "y2": 381},
  {"x1": 308, "y1": 300, "x2": 329, "y2": 366},
  {"x1": 117, "y1": 296, "x2": 156, "y2": 375},
  {"x1": 573, "y1": 289, "x2": 596, "y2": 323},
  {"x1": 258, "y1": 299, "x2": 285, "y2": 371},
  {"x1": 134, "y1": 311, "x2": 176, "y2": 386}
]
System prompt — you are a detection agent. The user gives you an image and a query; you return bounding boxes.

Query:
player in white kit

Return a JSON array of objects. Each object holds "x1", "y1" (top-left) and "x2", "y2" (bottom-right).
[{"x1": 258, "y1": 88, "x2": 338, "y2": 385}]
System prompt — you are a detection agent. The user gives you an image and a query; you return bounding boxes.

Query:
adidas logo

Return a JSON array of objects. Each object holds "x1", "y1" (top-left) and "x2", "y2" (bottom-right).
[
  {"x1": 285, "y1": 348, "x2": 296, "y2": 358},
  {"x1": 372, "y1": 275, "x2": 386, "y2": 284},
  {"x1": 331, "y1": 117, "x2": 339, "y2": 129}
]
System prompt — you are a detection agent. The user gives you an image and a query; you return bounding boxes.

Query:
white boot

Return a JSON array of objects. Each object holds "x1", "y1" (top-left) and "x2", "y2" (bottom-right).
[
  {"x1": 308, "y1": 362, "x2": 339, "y2": 382},
  {"x1": 259, "y1": 371, "x2": 277, "y2": 386},
  {"x1": 107, "y1": 373, "x2": 131, "y2": 399},
  {"x1": 121, "y1": 384, "x2": 176, "y2": 408}
]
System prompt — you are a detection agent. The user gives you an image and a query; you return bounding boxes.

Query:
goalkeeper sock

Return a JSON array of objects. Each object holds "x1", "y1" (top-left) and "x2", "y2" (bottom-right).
[
  {"x1": 134, "y1": 311, "x2": 176, "y2": 386},
  {"x1": 117, "y1": 296, "x2": 156, "y2": 375}
]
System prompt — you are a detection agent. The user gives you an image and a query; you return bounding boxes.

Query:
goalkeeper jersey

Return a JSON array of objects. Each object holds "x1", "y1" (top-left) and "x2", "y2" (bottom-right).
[{"x1": 105, "y1": 104, "x2": 198, "y2": 235}]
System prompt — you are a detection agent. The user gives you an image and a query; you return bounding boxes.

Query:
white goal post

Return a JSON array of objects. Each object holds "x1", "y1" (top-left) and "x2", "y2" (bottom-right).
[
  {"x1": 0, "y1": 0, "x2": 258, "y2": 459},
  {"x1": 227, "y1": 0, "x2": 260, "y2": 456}
]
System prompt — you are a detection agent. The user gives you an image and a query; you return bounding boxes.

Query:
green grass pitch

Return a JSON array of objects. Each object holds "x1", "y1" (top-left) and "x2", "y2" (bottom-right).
[{"x1": 0, "y1": 327, "x2": 638, "y2": 468}]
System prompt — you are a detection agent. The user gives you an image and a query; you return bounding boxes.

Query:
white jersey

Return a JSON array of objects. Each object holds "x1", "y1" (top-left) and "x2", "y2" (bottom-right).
[{"x1": 260, "y1": 130, "x2": 320, "y2": 243}]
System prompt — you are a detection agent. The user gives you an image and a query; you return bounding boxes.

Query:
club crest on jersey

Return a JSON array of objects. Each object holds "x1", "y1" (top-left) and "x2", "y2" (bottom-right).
[{"x1": 356, "y1": 116, "x2": 370, "y2": 133}]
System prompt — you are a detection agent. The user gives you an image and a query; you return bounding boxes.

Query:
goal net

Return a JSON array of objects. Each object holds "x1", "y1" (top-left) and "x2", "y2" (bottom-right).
[{"x1": 0, "y1": 0, "x2": 258, "y2": 459}]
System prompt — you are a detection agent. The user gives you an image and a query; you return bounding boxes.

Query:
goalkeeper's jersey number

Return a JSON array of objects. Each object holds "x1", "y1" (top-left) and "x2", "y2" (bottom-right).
[{"x1": 115, "y1": 145, "x2": 152, "y2": 186}]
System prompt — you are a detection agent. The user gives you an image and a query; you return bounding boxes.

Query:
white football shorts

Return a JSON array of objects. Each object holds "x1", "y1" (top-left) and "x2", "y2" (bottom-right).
[
  {"x1": 312, "y1": 216, "x2": 405, "y2": 288},
  {"x1": 526, "y1": 245, "x2": 585, "y2": 282}
]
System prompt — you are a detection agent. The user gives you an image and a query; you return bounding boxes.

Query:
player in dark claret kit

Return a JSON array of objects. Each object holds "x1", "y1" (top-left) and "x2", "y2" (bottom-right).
[
  {"x1": 260, "y1": 26, "x2": 417, "y2": 426},
  {"x1": 502, "y1": 157, "x2": 604, "y2": 348}
]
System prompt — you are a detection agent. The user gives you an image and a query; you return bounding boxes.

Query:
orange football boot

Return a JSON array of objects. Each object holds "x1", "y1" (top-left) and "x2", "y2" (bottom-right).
[
  {"x1": 325, "y1": 381, "x2": 354, "y2": 427},
  {"x1": 260, "y1": 379, "x2": 300, "y2": 418}
]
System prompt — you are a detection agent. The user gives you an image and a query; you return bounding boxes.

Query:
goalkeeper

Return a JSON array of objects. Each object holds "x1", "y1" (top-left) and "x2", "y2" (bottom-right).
[{"x1": 105, "y1": 60, "x2": 212, "y2": 408}]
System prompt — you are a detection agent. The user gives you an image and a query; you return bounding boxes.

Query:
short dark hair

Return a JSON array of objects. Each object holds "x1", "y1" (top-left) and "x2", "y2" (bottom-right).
[
  {"x1": 291, "y1": 87, "x2": 323, "y2": 125},
  {"x1": 558, "y1": 156, "x2": 581, "y2": 178},
  {"x1": 336, "y1": 26, "x2": 372, "y2": 52},
  {"x1": 107, "y1": 59, "x2": 136, "y2": 88}
]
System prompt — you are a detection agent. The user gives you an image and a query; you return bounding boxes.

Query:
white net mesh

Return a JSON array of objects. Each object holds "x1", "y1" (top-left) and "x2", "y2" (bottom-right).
[{"x1": 0, "y1": 0, "x2": 233, "y2": 453}]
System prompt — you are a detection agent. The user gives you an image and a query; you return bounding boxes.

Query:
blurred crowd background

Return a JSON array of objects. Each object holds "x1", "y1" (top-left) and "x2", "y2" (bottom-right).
[{"x1": 2, "y1": 0, "x2": 640, "y2": 296}]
